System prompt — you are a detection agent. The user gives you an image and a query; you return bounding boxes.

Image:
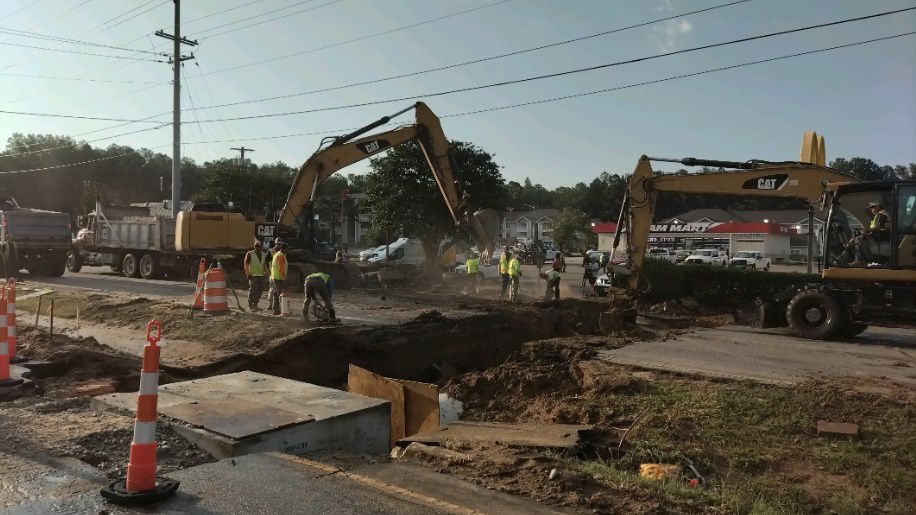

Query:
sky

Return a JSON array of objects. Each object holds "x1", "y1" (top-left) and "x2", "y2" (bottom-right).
[{"x1": 0, "y1": 0, "x2": 914, "y2": 188}]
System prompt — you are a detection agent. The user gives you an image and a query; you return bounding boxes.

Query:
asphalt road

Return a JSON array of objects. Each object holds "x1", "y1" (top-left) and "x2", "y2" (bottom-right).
[{"x1": 600, "y1": 324, "x2": 916, "y2": 387}]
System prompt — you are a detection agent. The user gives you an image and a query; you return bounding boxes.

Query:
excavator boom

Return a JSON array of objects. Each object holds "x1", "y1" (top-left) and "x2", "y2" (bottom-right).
[
  {"x1": 279, "y1": 102, "x2": 498, "y2": 254},
  {"x1": 616, "y1": 132, "x2": 857, "y2": 291}
]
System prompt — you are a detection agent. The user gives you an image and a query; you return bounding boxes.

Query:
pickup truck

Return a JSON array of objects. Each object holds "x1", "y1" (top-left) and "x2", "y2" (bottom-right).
[
  {"x1": 0, "y1": 196, "x2": 71, "y2": 277},
  {"x1": 683, "y1": 248, "x2": 728, "y2": 266},
  {"x1": 729, "y1": 250, "x2": 771, "y2": 271},
  {"x1": 646, "y1": 247, "x2": 677, "y2": 263}
]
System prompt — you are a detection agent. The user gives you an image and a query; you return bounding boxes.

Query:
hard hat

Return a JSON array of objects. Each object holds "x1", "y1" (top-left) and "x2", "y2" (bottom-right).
[
  {"x1": 866, "y1": 201, "x2": 881, "y2": 209},
  {"x1": 254, "y1": 240, "x2": 263, "y2": 247},
  {"x1": 274, "y1": 238, "x2": 285, "y2": 246}
]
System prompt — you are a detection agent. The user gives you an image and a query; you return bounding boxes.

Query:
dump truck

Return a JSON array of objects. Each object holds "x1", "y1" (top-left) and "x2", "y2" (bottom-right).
[
  {"x1": 68, "y1": 202, "x2": 259, "y2": 279},
  {"x1": 0, "y1": 196, "x2": 71, "y2": 277}
]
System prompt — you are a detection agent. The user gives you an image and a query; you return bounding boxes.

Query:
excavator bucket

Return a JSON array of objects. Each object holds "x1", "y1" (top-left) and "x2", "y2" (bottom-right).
[{"x1": 468, "y1": 208, "x2": 500, "y2": 253}]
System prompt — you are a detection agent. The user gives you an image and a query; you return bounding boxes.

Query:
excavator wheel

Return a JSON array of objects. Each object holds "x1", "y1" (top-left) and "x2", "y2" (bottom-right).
[{"x1": 786, "y1": 290, "x2": 847, "y2": 340}]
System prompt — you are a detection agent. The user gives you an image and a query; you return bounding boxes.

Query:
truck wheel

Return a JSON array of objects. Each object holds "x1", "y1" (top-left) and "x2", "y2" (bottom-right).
[
  {"x1": 47, "y1": 256, "x2": 66, "y2": 277},
  {"x1": 139, "y1": 253, "x2": 160, "y2": 280},
  {"x1": 840, "y1": 322, "x2": 869, "y2": 338},
  {"x1": 66, "y1": 251, "x2": 83, "y2": 273},
  {"x1": 122, "y1": 253, "x2": 140, "y2": 278},
  {"x1": 787, "y1": 290, "x2": 847, "y2": 340}
]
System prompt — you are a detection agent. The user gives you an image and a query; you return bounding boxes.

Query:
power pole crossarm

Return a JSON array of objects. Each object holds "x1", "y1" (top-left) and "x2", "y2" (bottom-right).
[{"x1": 155, "y1": 0, "x2": 198, "y2": 218}]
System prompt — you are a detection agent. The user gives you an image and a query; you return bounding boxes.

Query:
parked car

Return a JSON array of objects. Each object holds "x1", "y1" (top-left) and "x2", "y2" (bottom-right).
[
  {"x1": 674, "y1": 249, "x2": 692, "y2": 263},
  {"x1": 646, "y1": 247, "x2": 677, "y2": 263},
  {"x1": 684, "y1": 248, "x2": 728, "y2": 266},
  {"x1": 729, "y1": 250, "x2": 771, "y2": 270}
]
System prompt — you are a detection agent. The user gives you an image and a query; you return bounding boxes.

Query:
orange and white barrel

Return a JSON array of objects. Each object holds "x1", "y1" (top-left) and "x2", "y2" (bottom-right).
[
  {"x1": 280, "y1": 291, "x2": 290, "y2": 317},
  {"x1": 203, "y1": 267, "x2": 229, "y2": 315},
  {"x1": 0, "y1": 286, "x2": 9, "y2": 384}
]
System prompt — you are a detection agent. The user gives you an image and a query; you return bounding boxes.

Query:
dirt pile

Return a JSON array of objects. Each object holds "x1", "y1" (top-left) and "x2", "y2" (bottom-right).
[{"x1": 444, "y1": 337, "x2": 645, "y2": 425}]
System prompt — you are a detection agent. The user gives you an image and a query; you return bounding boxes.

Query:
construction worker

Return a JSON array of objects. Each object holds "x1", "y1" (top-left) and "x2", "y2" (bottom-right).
[
  {"x1": 849, "y1": 201, "x2": 891, "y2": 265},
  {"x1": 464, "y1": 252, "x2": 480, "y2": 294},
  {"x1": 244, "y1": 240, "x2": 267, "y2": 311},
  {"x1": 303, "y1": 272, "x2": 337, "y2": 322},
  {"x1": 269, "y1": 240, "x2": 288, "y2": 315},
  {"x1": 498, "y1": 248, "x2": 512, "y2": 298},
  {"x1": 508, "y1": 252, "x2": 522, "y2": 301},
  {"x1": 540, "y1": 269, "x2": 561, "y2": 301}
]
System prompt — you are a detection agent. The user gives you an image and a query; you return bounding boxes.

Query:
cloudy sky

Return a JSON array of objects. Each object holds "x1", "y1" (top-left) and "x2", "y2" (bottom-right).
[{"x1": 1, "y1": 0, "x2": 914, "y2": 187}]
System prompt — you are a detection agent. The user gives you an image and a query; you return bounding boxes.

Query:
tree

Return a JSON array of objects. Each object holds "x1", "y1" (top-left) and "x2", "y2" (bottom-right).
[
  {"x1": 829, "y1": 157, "x2": 898, "y2": 182},
  {"x1": 551, "y1": 208, "x2": 590, "y2": 252},
  {"x1": 364, "y1": 140, "x2": 507, "y2": 262}
]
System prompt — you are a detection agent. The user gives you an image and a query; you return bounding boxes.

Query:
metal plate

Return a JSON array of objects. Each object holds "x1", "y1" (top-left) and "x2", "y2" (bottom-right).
[{"x1": 159, "y1": 399, "x2": 314, "y2": 440}]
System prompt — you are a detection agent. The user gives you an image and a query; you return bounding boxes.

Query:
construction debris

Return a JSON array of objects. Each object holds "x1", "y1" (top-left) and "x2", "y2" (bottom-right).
[{"x1": 398, "y1": 421, "x2": 593, "y2": 451}]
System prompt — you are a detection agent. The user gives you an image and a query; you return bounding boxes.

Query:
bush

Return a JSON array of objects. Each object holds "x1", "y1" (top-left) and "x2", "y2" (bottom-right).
[{"x1": 639, "y1": 260, "x2": 820, "y2": 307}]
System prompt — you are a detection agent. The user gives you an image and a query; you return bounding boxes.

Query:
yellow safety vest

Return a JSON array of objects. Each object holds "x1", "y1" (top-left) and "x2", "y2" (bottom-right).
[
  {"x1": 508, "y1": 258, "x2": 521, "y2": 276},
  {"x1": 499, "y1": 254, "x2": 509, "y2": 274},
  {"x1": 306, "y1": 272, "x2": 330, "y2": 284},
  {"x1": 271, "y1": 251, "x2": 287, "y2": 280},
  {"x1": 466, "y1": 257, "x2": 479, "y2": 274},
  {"x1": 246, "y1": 250, "x2": 265, "y2": 276}
]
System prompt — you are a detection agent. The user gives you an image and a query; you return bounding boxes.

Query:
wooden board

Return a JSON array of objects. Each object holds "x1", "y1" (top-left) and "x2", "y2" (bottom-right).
[
  {"x1": 348, "y1": 364, "x2": 405, "y2": 448},
  {"x1": 398, "y1": 378, "x2": 440, "y2": 436},
  {"x1": 398, "y1": 421, "x2": 592, "y2": 450}
]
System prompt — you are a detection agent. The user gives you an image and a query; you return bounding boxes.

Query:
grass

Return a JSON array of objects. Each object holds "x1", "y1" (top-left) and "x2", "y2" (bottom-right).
[
  {"x1": 566, "y1": 375, "x2": 916, "y2": 514},
  {"x1": 13, "y1": 291, "x2": 84, "y2": 319}
]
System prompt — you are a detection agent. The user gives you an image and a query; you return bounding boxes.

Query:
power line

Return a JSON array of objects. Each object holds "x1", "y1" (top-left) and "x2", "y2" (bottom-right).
[
  {"x1": 6, "y1": 31, "x2": 911, "y2": 174},
  {"x1": 201, "y1": 0, "x2": 346, "y2": 39},
  {"x1": 84, "y1": 0, "x2": 159, "y2": 34},
  {"x1": 0, "y1": 1, "x2": 46, "y2": 22},
  {"x1": 188, "y1": 8, "x2": 916, "y2": 124},
  {"x1": 0, "y1": 144, "x2": 170, "y2": 175},
  {"x1": 95, "y1": 0, "x2": 170, "y2": 33},
  {"x1": 0, "y1": 26, "x2": 166, "y2": 54},
  {"x1": 185, "y1": 0, "x2": 265, "y2": 25},
  {"x1": 192, "y1": 0, "x2": 749, "y2": 111},
  {"x1": 26, "y1": 0, "x2": 92, "y2": 31},
  {"x1": 0, "y1": 124, "x2": 170, "y2": 159},
  {"x1": 197, "y1": 0, "x2": 513, "y2": 76},
  {"x1": 0, "y1": 109, "x2": 166, "y2": 123},
  {"x1": 0, "y1": 71, "x2": 162, "y2": 84},
  {"x1": 0, "y1": 40, "x2": 164, "y2": 61},
  {"x1": 194, "y1": 0, "x2": 320, "y2": 35},
  {"x1": 440, "y1": 32, "x2": 916, "y2": 119}
]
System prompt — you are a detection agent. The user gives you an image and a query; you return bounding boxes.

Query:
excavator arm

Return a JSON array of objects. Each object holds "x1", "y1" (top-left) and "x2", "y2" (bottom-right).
[
  {"x1": 615, "y1": 132, "x2": 857, "y2": 291},
  {"x1": 279, "y1": 102, "x2": 498, "y2": 254}
]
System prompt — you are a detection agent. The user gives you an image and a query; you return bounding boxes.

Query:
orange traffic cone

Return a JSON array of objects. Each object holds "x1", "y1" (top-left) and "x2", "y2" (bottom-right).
[
  {"x1": 5, "y1": 279, "x2": 22, "y2": 363},
  {"x1": 100, "y1": 320, "x2": 178, "y2": 504},
  {"x1": 1, "y1": 285, "x2": 24, "y2": 389},
  {"x1": 203, "y1": 267, "x2": 229, "y2": 315}
]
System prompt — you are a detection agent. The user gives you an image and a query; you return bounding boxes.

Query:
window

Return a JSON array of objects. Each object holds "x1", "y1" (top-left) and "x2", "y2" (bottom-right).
[
  {"x1": 826, "y1": 190, "x2": 893, "y2": 266},
  {"x1": 897, "y1": 186, "x2": 916, "y2": 267}
]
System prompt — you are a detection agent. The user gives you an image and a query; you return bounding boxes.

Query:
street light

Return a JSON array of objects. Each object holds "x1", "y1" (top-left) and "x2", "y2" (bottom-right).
[{"x1": 763, "y1": 219, "x2": 769, "y2": 223}]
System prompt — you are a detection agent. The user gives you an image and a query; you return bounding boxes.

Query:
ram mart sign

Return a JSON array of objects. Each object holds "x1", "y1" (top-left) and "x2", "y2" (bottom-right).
[{"x1": 649, "y1": 222, "x2": 722, "y2": 233}]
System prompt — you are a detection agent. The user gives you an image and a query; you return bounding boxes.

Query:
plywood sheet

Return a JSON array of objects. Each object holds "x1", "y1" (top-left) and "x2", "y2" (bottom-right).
[
  {"x1": 348, "y1": 364, "x2": 405, "y2": 447},
  {"x1": 398, "y1": 378, "x2": 440, "y2": 436}
]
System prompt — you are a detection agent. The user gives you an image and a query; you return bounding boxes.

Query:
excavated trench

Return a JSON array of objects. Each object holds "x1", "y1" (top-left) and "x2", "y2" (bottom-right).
[{"x1": 179, "y1": 298, "x2": 610, "y2": 388}]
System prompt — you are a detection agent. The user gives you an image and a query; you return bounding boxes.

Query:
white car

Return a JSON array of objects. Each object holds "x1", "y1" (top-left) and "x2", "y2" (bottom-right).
[
  {"x1": 646, "y1": 247, "x2": 677, "y2": 263},
  {"x1": 729, "y1": 251, "x2": 771, "y2": 271},
  {"x1": 683, "y1": 249, "x2": 728, "y2": 266}
]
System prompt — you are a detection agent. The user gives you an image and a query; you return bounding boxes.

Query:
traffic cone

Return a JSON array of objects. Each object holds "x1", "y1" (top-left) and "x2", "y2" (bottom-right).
[
  {"x1": 203, "y1": 266, "x2": 229, "y2": 315},
  {"x1": 5, "y1": 279, "x2": 22, "y2": 363},
  {"x1": 279, "y1": 291, "x2": 291, "y2": 317},
  {"x1": 191, "y1": 259, "x2": 206, "y2": 310},
  {"x1": 100, "y1": 320, "x2": 179, "y2": 505},
  {"x1": 0, "y1": 285, "x2": 23, "y2": 388}
]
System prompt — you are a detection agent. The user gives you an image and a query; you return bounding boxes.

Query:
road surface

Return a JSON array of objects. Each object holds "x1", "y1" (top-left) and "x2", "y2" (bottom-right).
[{"x1": 600, "y1": 324, "x2": 916, "y2": 387}]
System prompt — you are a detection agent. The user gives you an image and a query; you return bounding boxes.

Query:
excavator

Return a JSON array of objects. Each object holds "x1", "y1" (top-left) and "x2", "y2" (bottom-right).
[
  {"x1": 274, "y1": 102, "x2": 500, "y2": 284},
  {"x1": 610, "y1": 132, "x2": 916, "y2": 340}
]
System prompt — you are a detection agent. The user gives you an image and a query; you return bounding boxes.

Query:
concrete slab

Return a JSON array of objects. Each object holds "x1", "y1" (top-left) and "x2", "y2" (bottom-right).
[
  {"x1": 6, "y1": 453, "x2": 571, "y2": 514},
  {"x1": 600, "y1": 325, "x2": 916, "y2": 386},
  {"x1": 92, "y1": 371, "x2": 391, "y2": 458}
]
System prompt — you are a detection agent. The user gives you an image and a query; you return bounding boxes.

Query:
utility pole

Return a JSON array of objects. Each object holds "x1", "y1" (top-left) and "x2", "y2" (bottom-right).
[
  {"x1": 155, "y1": 0, "x2": 197, "y2": 218},
  {"x1": 230, "y1": 146, "x2": 255, "y2": 169}
]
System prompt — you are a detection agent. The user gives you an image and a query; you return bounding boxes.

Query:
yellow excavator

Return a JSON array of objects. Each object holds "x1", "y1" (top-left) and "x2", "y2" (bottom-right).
[
  {"x1": 611, "y1": 132, "x2": 916, "y2": 339},
  {"x1": 274, "y1": 102, "x2": 499, "y2": 283}
]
